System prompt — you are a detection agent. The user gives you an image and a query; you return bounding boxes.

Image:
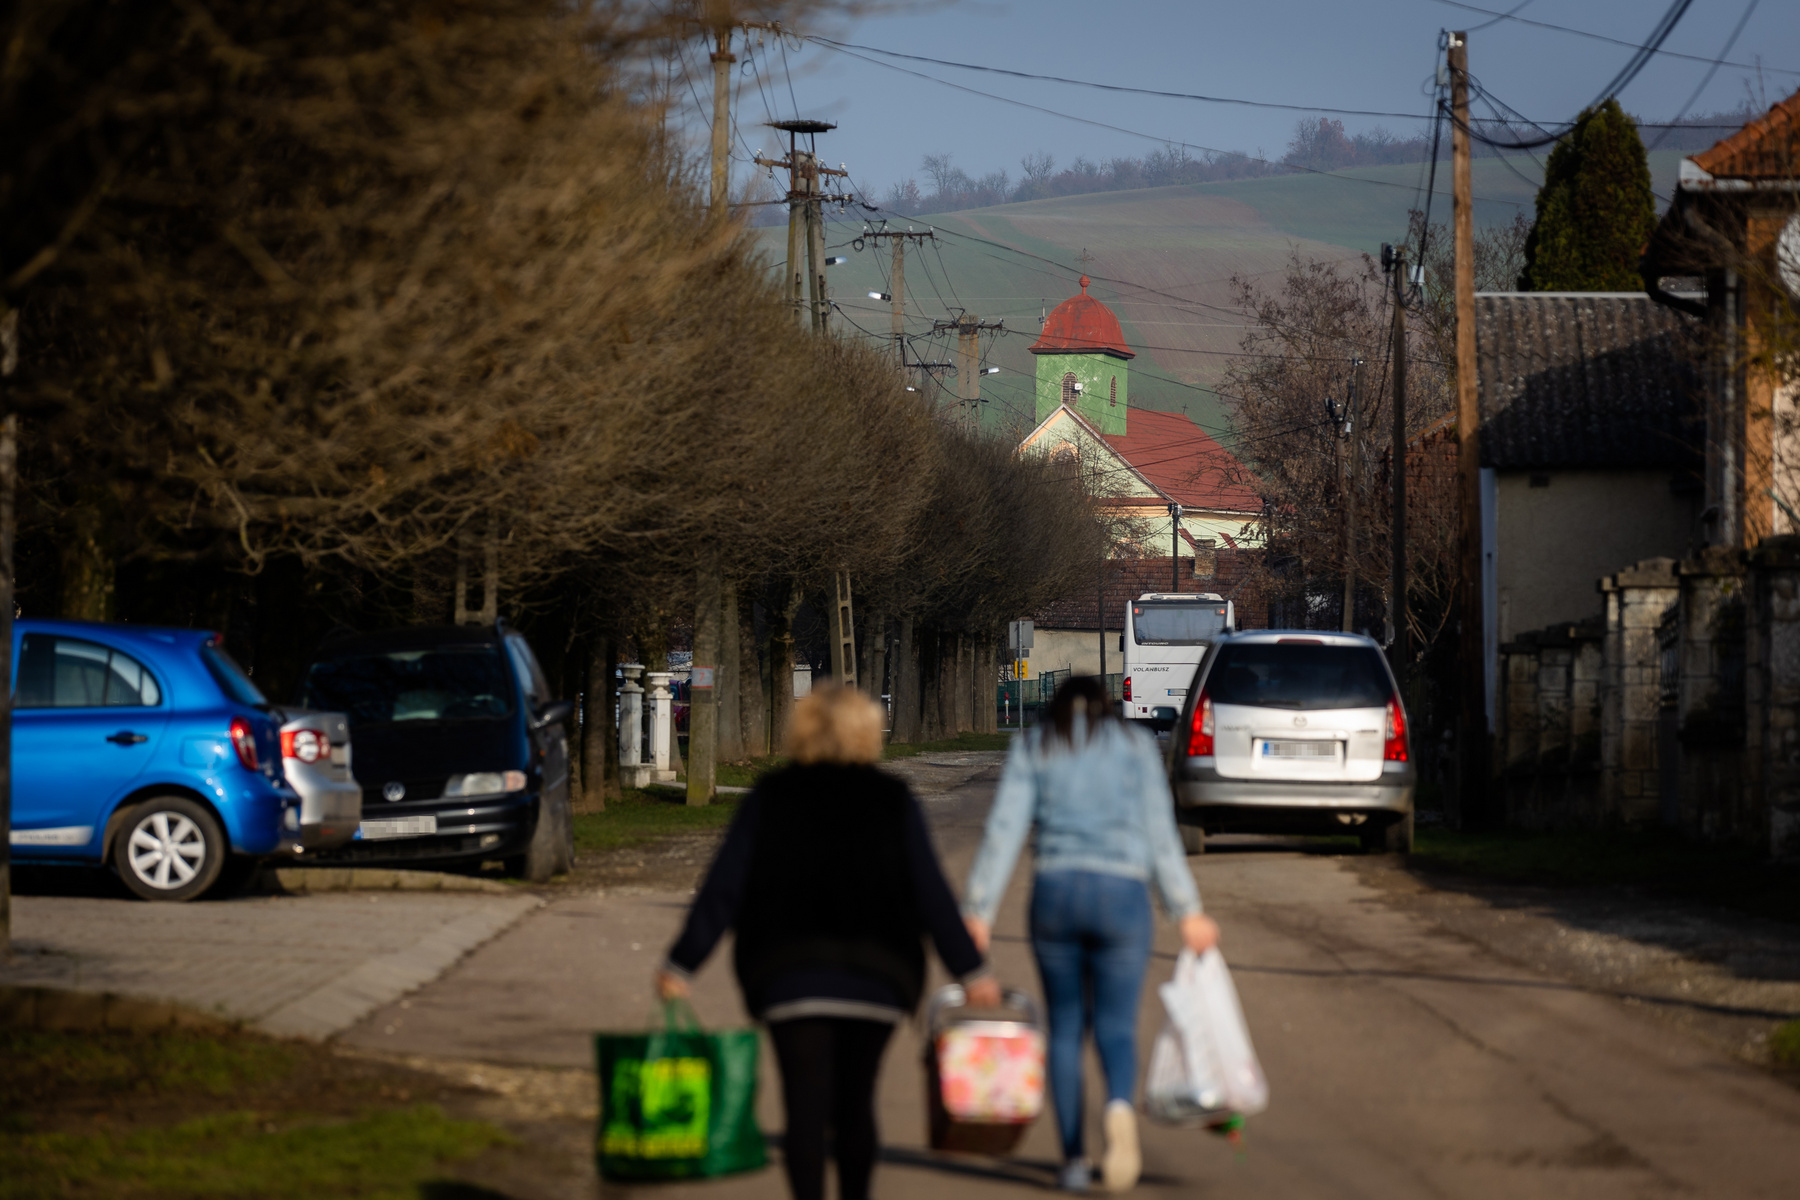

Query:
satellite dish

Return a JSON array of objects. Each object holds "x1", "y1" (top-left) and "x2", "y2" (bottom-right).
[{"x1": 1779, "y1": 213, "x2": 1800, "y2": 300}]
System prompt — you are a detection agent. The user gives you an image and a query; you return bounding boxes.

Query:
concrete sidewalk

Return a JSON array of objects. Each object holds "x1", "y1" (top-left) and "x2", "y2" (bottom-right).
[{"x1": 0, "y1": 887, "x2": 540, "y2": 1038}]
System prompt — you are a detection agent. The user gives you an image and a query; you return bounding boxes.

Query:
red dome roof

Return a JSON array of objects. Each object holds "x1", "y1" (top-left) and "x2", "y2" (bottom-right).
[{"x1": 1031, "y1": 276, "x2": 1135, "y2": 360}]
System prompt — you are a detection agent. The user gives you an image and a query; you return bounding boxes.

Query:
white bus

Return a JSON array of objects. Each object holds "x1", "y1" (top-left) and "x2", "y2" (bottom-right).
[{"x1": 1122, "y1": 593, "x2": 1234, "y2": 729}]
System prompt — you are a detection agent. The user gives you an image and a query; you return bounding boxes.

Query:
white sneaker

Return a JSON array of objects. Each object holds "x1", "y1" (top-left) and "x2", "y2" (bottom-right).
[
  {"x1": 1101, "y1": 1100, "x2": 1141, "y2": 1192},
  {"x1": 1058, "y1": 1157, "x2": 1092, "y2": 1193}
]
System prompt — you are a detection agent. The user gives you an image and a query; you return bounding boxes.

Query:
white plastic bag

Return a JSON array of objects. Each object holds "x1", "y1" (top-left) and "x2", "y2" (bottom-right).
[{"x1": 1144, "y1": 948, "x2": 1268, "y2": 1126}]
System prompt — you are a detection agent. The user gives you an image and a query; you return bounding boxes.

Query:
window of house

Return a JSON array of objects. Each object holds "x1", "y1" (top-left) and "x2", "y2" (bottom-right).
[
  {"x1": 1110, "y1": 376, "x2": 1118, "y2": 406},
  {"x1": 1061, "y1": 372, "x2": 1078, "y2": 404}
]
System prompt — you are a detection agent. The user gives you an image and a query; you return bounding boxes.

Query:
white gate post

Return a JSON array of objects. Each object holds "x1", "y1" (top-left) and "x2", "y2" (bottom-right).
[
  {"x1": 646, "y1": 670, "x2": 676, "y2": 783},
  {"x1": 619, "y1": 664, "x2": 650, "y2": 789}
]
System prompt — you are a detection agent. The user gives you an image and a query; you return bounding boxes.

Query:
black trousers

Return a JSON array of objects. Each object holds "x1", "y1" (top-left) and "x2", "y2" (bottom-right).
[{"x1": 767, "y1": 1017, "x2": 896, "y2": 1200}]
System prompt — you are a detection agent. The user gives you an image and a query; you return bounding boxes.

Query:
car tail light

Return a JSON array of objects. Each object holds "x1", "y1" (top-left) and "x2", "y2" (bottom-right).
[
  {"x1": 281, "y1": 728, "x2": 328, "y2": 764},
  {"x1": 229, "y1": 716, "x2": 260, "y2": 771},
  {"x1": 1384, "y1": 696, "x2": 1409, "y2": 762},
  {"x1": 1186, "y1": 689, "x2": 1214, "y2": 757},
  {"x1": 1123, "y1": 676, "x2": 1132, "y2": 703}
]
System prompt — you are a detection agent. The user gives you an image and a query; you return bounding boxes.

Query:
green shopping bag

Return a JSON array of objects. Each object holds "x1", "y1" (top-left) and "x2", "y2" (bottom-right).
[{"x1": 595, "y1": 1000, "x2": 767, "y2": 1182}]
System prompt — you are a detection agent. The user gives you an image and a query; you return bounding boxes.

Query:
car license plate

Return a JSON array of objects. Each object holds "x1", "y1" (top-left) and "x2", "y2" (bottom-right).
[
  {"x1": 359, "y1": 815, "x2": 437, "y2": 840},
  {"x1": 1167, "y1": 688, "x2": 1187, "y2": 697},
  {"x1": 1262, "y1": 740, "x2": 1337, "y2": 758}
]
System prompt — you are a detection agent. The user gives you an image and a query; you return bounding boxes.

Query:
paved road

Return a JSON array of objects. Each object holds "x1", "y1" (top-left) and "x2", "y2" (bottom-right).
[{"x1": 348, "y1": 752, "x2": 1800, "y2": 1197}]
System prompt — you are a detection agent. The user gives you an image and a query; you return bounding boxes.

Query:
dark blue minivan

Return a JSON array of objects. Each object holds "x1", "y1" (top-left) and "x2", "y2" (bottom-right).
[
  {"x1": 9, "y1": 619, "x2": 299, "y2": 900},
  {"x1": 297, "y1": 622, "x2": 574, "y2": 881}
]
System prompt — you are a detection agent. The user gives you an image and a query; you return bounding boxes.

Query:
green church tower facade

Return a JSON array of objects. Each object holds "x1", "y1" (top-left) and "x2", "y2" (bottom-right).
[{"x1": 1030, "y1": 276, "x2": 1133, "y2": 437}]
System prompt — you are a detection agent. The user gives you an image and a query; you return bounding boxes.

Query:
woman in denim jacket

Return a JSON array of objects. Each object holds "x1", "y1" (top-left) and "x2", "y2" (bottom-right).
[{"x1": 963, "y1": 676, "x2": 1220, "y2": 1194}]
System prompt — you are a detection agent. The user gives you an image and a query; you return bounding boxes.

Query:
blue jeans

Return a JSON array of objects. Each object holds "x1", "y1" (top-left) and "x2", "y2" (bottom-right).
[{"x1": 1029, "y1": 870, "x2": 1153, "y2": 1161}]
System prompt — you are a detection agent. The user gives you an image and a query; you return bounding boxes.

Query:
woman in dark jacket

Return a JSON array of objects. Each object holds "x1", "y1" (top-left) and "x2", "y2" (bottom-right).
[{"x1": 655, "y1": 684, "x2": 999, "y2": 1200}]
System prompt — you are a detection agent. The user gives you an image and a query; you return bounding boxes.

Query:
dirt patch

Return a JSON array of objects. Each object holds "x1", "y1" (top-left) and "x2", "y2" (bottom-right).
[{"x1": 1349, "y1": 854, "x2": 1800, "y2": 1076}]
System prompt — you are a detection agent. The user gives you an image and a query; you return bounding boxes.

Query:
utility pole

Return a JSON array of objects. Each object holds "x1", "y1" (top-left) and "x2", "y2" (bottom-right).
[
  {"x1": 866, "y1": 227, "x2": 934, "y2": 371},
  {"x1": 1383, "y1": 244, "x2": 1409, "y2": 677},
  {"x1": 1337, "y1": 359, "x2": 1364, "y2": 634},
  {"x1": 756, "y1": 121, "x2": 847, "y2": 332},
  {"x1": 933, "y1": 313, "x2": 1003, "y2": 432},
  {"x1": 1450, "y1": 30, "x2": 1488, "y2": 829},
  {"x1": 1169, "y1": 502, "x2": 1183, "y2": 592}
]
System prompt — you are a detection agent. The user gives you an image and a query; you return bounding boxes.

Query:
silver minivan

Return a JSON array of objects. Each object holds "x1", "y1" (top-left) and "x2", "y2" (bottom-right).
[{"x1": 1167, "y1": 630, "x2": 1415, "y2": 854}]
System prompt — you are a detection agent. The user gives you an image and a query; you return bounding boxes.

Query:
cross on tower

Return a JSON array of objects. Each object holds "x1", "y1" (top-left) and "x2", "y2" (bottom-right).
[{"x1": 1077, "y1": 247, "x2": 1096, "y2": 272}]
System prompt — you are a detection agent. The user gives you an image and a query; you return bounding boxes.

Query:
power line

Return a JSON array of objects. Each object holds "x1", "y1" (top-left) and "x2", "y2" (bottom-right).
[
  {"x1": 811, "y1": 40, "x2": 1530, "y2": 203},
  {"x1": 1432, "y1": 0, "x2": 1800, "y2": 75},
  {"x1": 806, "y1": 35, "x2": 1753, "y2": 130},
  {"x1": 1649, "y1": 0, "x2": 1762, "y2": 150},
  {"x1": 1453, "y1": 0, "x2": 1699, "y2": 151}
]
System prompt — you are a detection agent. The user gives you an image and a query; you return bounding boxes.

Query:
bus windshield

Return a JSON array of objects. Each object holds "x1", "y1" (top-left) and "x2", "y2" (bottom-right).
[{"x1": 1132, "y1": 602, "x2": 1229, "y2": 646}]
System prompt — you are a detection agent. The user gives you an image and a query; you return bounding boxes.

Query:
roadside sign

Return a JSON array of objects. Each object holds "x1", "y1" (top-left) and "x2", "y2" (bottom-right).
[{"x1": 1008, "y1": 619, "x2": 1035, "y2": 652}]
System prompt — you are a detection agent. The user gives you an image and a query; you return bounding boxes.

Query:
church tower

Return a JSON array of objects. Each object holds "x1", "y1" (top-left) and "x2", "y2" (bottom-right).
[{"x1": 1030, "y1": 275, "x2": 1134, "y2": 436}]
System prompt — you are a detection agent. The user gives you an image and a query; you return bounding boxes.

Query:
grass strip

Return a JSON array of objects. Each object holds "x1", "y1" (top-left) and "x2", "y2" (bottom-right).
[
  {"x1": 573, "y1": 787, "x2": 742, "y2": 854},
  {"x1": 883, "y1": 731, "x2": 1017, "y2": 759},
  {"x1": 0, "y1": 1105, "x2": 505, "y2": 1200},
  {"x1": 1411, "y1": 828, "x2": 1800, "y2": 926}
]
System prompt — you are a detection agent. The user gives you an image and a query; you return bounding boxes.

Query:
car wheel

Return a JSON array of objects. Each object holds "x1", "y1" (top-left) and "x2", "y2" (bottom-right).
[
  {"x1": 506, "y1": 797, "x2": 563, "y2": 883},
  {"x1": 1179, "y1": 823, "x2": 1206, "y2": 856},
  {"x1": 1360, "y1": 814, "x2": 1414, "y2": 855},
  {"x1": 113, "y1": 796, "x2": 226, "y2": 902}
]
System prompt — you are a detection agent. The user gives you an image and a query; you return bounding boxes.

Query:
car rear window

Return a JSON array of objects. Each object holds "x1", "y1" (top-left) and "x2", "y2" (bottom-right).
[
  {"x1": 1204, "y1": 642, "x2": 1391, "y2": 711},
  {"x1": 302, "y1": 646, "x2": 514, "y2": 725},
  {"x1": 201, "y1": 641, "x2": 267, "y2": 707},
  {"x1": 1132, "y1": 602, "x2": 1229, "y2": 645}
]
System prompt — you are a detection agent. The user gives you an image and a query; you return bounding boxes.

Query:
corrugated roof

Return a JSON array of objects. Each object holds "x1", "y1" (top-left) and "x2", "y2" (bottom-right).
[
  {"x1": 1101, "y1": 408, "x2": 1263, "y2": 511},
  {"x1": 1691, "y1": 88, "x2": 1800, "y2": 180},
  {"x1": 1474, "y1": 292, "x2": 1700, "y2": 470}
]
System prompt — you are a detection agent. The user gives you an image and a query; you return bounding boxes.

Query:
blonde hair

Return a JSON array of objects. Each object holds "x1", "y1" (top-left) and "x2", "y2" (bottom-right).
[{"x1": 785, "y1": 684, "x2": 885, "y2": 766}]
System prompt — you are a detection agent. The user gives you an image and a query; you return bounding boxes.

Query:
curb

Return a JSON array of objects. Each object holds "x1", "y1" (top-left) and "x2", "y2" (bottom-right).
[
  {"x1": 0, "y1": 984, "x2": 234, "y2": 1034},
  {"x1": 259, "y1": 867, "x2": 519, "y2": 895}
]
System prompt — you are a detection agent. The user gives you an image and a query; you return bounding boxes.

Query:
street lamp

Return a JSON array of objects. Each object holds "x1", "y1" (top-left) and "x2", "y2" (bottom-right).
[
  {"x1": 868, "y1": 291, "x2": 891, "y2": 301},
  {"x1": 825, "y1": 255, "x2": 848, "y2": 266},
  {"x1": 981, "y1": 366, "x2": 1001, "y2": 376}
]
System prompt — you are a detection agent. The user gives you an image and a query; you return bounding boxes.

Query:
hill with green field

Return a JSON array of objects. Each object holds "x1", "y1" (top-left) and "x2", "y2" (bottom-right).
[{"x1": 755, "y1": 151, "x2": 1685, "y2": 442}]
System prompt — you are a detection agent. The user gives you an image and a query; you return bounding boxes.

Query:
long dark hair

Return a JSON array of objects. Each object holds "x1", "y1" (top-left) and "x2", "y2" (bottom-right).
[{"x1": 1045, "y1": 675, "x2": 1116, "y2": 748}]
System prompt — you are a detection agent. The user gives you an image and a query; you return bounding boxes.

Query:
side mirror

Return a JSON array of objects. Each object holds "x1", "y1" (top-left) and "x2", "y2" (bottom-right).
[{"x1": 534, "y1": 700, "x2": 575, "y2": 729}]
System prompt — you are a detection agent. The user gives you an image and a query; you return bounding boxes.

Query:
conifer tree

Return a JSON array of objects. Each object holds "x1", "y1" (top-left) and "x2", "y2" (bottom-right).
[{"x1": 1519, "y1": 98, "x2": 1656, "y2": 291}]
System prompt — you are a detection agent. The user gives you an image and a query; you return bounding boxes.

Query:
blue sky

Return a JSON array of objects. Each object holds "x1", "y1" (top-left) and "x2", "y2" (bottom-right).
[{"x1": 691, "y1": 0, "x2": 1800, "y2": 196}]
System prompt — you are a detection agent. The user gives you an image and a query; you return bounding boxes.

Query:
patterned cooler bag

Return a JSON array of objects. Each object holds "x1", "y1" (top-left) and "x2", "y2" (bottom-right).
[{"x1": 923, "y1": 985, "x2": 1046, "y2": 1155}]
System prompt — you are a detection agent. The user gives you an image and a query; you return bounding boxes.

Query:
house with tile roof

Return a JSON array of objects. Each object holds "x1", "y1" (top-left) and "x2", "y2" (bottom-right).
[
  {"x1": 1020, "y1": 277, "x2": 1264, "y2": 556},
  {"x1": 1015, "y1": 278, "x2": 1264, "y2": 680},
  {"x1": 1641, "y1": 86, "x2": 1800, "y2": 546}
]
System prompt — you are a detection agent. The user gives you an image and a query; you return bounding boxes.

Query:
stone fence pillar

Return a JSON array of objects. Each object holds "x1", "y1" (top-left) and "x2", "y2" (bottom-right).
[
  {"x1": 646, "y1": 670, "x2": 676, "y2": 783},
  {"x1": 1599, "y1": 559, "x2": 1679, "y2": 824},
  {"x1": 1496, "y1": 621, "x2": 1604, "y2": 829},
  {"x1": 618, "y1": 664, "x2": 650, "y2": 789},
  {"x1": 1748, "y1": 536, "x2": 1800, "y2": 858},
  {"x1": 1673, "y1": 548, "x2": 1749, "y2": 840}
]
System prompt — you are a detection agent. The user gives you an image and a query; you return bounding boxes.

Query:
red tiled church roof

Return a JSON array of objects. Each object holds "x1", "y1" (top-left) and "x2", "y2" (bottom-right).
[
  {"x1": 1031, "y1": 276, "x2": 1135, "y2": 359},
  {"x1": 1692, "y1": 88, "x2": 1800, "y2": 179},
  {"x1": 1101, "y1": 408, "x2": 1263, "y2": 512}
]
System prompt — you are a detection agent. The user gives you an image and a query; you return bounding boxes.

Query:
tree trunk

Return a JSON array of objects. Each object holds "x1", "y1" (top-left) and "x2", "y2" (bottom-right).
[
  {"x1": 769, "y1": 584, "x2": 803, "y2": 754},
  {"x1": 739, "y1": 593, "x2": 767, "y2": 757},
  {"x1": 688, "y1": 557, "x2": 721, "y2": 805},
  {"x1": 891, "y1": 614, "x2": 919, "y2": 744},
  {"x1": 923, "y1": 629, "x2": 947, "y2": 742},
  {"x1": 717, "y1": 579, "x2": 744, "y2": 761},
  {"x1": 584, "y1": 636, "x2": 616, "y2": 809},
  {"x1": 975, "y1": 636, "x2": 996, "y2": 734},
  {"x1": 867, "y1": 608, "x2": 889, "y2": 727},
  {"x1": 60, "y1": 499, "x2": 114, "y2": 621},
  {"x1": 951, "y1": 634, "x2": 972, "y2": 734}
]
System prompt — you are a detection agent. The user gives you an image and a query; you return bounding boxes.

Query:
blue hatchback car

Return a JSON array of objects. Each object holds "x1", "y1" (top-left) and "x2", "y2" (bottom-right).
[{"x1": 9, "y1": 619, "x2": 299, "y2": 901}]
